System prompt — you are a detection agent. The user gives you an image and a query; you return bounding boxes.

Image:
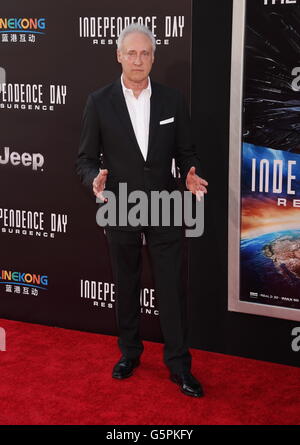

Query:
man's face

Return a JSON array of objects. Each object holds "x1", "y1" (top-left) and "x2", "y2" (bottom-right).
[{"x1": 117, "y1": 32, "x2": 154, "y2": 83}]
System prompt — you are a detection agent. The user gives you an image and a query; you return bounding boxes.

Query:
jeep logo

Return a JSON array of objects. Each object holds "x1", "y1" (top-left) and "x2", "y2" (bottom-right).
[{"x1": 0, "y1": 146, "x2": 44, "y2": 171}]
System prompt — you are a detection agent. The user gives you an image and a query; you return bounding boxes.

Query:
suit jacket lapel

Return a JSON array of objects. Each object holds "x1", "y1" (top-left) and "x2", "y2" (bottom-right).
[{"x1": 147, "y1": 81, "x2": 162, "y2": 161}]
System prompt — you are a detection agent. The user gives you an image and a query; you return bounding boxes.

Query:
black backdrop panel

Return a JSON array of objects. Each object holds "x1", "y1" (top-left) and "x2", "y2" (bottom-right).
[{"x1": 0, "y1": 0, "x2": 192, "y2": 341}]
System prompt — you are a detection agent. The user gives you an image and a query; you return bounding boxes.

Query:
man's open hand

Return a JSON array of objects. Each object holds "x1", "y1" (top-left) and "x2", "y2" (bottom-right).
[
  {"x1": 93, "y1": 169, "x2": 108, "y2": 202},
  {"x1": 186, "y1": 166, "x2": 208, "y2": 201}
]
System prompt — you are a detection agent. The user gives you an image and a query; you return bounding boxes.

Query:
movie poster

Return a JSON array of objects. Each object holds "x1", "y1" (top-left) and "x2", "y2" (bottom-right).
[{"x1": 229, "y1": 0, "x2": 300, "y2": 321}]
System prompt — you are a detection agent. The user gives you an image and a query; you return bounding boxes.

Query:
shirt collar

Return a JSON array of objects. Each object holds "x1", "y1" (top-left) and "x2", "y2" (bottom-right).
[{"x1": 121, "y1": 74, "x2": 152, "y2": 98}]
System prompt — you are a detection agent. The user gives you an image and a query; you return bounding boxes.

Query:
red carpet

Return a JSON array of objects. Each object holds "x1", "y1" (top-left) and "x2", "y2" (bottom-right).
[{"x1": 0, "y1": 318, "x2": 299, "y2": 425}]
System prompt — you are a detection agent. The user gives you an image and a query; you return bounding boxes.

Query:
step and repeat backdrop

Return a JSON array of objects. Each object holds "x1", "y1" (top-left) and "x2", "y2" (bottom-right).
[
  {"x1": 2, "y1": 0, "x2": 300, "y2": 367},
  {"x1": 229, "y1": 0, "x2": 300, "y2": 322},
  {"x1": 0, "y1": 0, "x2": 192, "y2": 339}
]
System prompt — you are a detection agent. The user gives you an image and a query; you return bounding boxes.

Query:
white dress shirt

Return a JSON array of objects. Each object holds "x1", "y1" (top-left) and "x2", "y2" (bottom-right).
[{"x1": 121, "y1": 75, "x2": 151, "y2": 161}]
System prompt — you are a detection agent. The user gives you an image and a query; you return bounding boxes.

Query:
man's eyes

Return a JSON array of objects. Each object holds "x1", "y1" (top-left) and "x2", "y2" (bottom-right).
[{"x1": 127, "y1": 51, "x2": 150, "y2": 57}]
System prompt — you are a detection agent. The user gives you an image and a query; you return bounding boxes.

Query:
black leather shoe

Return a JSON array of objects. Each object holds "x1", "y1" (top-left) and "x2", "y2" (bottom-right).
[
  {"x1": 112, "y1": 356, "x2": 140, "y2": 379},
  {"x1": 170, "y1": 372, "x2": 204, "y2": 397}
]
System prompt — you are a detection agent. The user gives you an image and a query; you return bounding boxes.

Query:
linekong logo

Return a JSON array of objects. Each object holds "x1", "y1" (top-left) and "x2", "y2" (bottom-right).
[
  {"x1": 0, "y1": 269, "x2": 48, "y2": 290},
  {"x1": 0, "y1": 18, "x2": 46, "y2": 34}
]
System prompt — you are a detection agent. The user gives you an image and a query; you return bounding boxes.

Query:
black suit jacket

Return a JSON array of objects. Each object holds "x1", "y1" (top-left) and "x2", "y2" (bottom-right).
[{"x1": 76, "y1": 77, "x2": 201, "y2": 229}]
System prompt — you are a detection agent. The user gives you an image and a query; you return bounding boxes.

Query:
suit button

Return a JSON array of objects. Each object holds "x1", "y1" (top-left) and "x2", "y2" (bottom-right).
[{"x1": 144, "y1": 166, "x2": 151, "y2": 172}]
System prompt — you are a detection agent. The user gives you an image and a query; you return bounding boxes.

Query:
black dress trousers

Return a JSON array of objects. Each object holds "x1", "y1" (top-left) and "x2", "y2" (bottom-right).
[{"x1": 105, "y1": 227, "x2": 192, "y2": 374}]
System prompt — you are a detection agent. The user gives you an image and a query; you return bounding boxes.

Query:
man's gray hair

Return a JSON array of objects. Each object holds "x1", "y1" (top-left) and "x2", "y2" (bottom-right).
[{"x1": 117, "y1": 23, "x2": 156, "y2": 52}]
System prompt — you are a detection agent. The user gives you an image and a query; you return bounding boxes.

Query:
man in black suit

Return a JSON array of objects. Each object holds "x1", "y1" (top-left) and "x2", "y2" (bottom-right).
[{"x1": 76, "y1": 23, "x2": 208, "y2": 398}]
